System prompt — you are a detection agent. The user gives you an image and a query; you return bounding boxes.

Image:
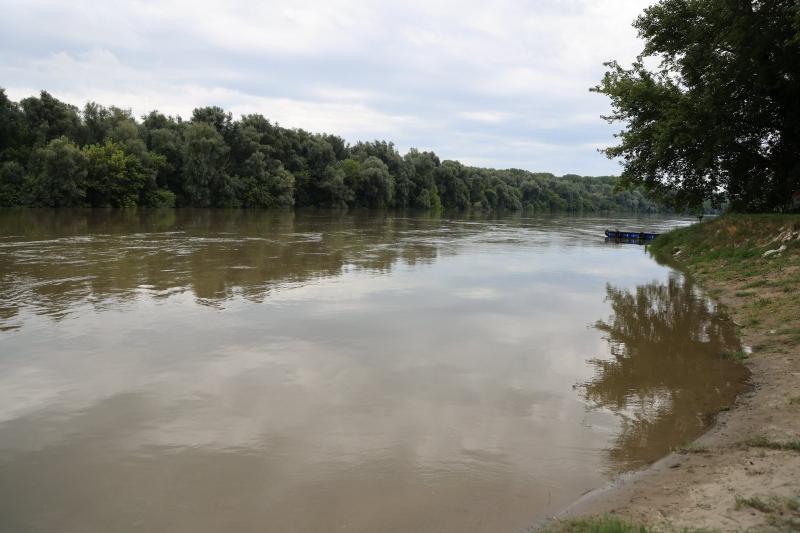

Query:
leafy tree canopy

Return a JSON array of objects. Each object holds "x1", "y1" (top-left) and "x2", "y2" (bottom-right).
[{"x1": 593, "y1": 0, "x2": 800, "y2": 212}]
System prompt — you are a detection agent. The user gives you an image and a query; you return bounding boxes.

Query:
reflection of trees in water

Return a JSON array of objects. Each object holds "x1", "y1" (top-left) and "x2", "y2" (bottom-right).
[
  {"x1": 0, "y1": 209, "x2": 444, "y2": 330},
  {"x1": 580, "y1": 276, "x2": 749, "y2": 471}
]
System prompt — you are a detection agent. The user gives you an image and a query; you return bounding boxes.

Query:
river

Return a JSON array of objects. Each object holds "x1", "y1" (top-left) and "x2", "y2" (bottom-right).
[{"x1": 0, "y1": 209, "x2": 749, "y2": 532}]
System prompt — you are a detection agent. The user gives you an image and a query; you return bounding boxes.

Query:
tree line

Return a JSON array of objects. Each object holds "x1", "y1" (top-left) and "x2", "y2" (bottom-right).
[{"x1": 0, "y1": 88, "x2": 664, "y2": 212}]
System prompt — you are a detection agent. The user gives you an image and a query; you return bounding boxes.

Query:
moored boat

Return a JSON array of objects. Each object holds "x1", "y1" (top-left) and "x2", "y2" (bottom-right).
[{"x1": 605, "y1": 230, "x2": 659, "y2": 242}]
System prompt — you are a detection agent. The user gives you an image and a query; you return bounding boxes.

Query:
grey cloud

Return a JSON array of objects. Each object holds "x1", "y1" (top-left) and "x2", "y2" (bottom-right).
[{"x1": 0, "y1": 0, "x2": 653, "y2": 175}]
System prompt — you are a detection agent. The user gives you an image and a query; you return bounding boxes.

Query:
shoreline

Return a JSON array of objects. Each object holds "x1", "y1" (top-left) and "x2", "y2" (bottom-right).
[{"x1": 536, "y1": 215, "x2": 800, "y2": 532}]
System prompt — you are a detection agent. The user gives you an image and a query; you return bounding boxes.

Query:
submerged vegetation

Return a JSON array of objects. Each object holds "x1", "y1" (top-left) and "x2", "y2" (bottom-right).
[{"x1": 0, "y1": 89, "x2": 664, "y2": 212}]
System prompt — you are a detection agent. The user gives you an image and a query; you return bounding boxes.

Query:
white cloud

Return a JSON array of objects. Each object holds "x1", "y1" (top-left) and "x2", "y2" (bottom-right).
[
  {"x1": 0, "y1": 0, "x2": 655, "y2": 174},
  {"x1": 457, "y1": 111, "x2": 511, "y2": 124}
]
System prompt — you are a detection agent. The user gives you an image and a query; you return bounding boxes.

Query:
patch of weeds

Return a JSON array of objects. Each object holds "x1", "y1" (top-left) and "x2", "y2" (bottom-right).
[
  {"x1": 735, "y1": 495, "x2": 781, "y2": 513},
  {"x1": 743, "y1": 279, "x2": 769, "y2": 289},
  {"x1": 767, "y1": 514, "x2": 800, "y2": 531},
  {"x1": 752, "y1": 297, "x2": 772, "y2": 309},
  {"x1": 735, "y1": 494, "x2": 800, "y2": 531},
  {"x1": 706, "y1": 287, "x2": 723, "y2": 298},
  {"x1": 741, "y1": 436, "x2": 800, "y2": 451},
  {"x1": 789, "y1": 396, "x2": 800, "y2": 406},
  {"x1": 722, "y1": 350, "x2": 749, "y2": 361},
  {"x1": 679, "y1": 444, "x2": 710, "y2": 454},
  {"x1": 540, "y1": 516, "x2": 651, "y2": 533},
  {"x1": 734, "y1": 290, "x2": 755, "y2": 297},
  {"x1": 540, "y1": 516, "x2": 717, "y2": 533},
  {"x1": 786, "y1": 333, "x2": 800, "y2": 344}
]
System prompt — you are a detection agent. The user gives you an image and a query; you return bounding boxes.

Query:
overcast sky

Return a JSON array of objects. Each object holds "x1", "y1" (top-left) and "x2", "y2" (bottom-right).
[{"x1": 0, "y1": 0, "x2": 652, "y2": 175}]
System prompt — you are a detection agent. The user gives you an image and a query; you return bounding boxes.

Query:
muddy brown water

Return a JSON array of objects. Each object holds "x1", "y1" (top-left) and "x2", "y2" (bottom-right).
[{"x1": 0, "y1": 210, "x2": 749, "y2": 533}]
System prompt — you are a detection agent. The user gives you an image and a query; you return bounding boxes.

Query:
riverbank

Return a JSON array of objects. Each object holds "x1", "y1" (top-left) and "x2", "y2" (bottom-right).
[{"x1": 543, "y1": 215, "x2": 800, "y2": 532}]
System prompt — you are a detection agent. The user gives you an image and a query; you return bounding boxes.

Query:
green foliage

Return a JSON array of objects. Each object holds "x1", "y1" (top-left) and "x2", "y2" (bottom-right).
[
  {"x1": 0, "y1": 161, "x2": 25, "y2": 206},
  {"x1": 0, "y1": 89, "x2": 672, "y2": 212},
  {"x1": 28, "y1": 137, "x2": 87, "y2": 207},
  {"x1": 83, "y1": 141, "x2": 150, "y2": 207},
  {"x1": 0, "y1": 89, "x2": 24, "y2": 162},
  {"x1": 238, "y1": 152, "x2": 294, "y2": 208},
  {"x1": 143, "y1": 188, "x2": 176, "y2": 208},
  {"x1": 181, "y1": 122, "x2": 232, "y2": 207},
  {"x1": 593, "y1": 1, "x2": 800, "y2": 212},
  {"x1": 19, "y1": 91, "x2": 82, "y2": 149},
  {"x1": 353, "y1": 156, "x2": 394, "y2": 208}
]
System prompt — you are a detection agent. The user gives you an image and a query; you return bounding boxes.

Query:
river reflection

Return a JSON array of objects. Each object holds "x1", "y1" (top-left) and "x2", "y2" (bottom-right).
[
  {"x1": 581, "y1": 276, "x2": 750, "y2": 470},
  {"x1": 0, "y1": 209, "x2": 442, "y2": 329},
  {"x1": 0, "y1": 209, "x2": 744, "y2": 533}
]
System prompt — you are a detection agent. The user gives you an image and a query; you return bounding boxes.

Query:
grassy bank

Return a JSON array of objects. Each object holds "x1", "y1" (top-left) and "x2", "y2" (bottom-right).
[
  {"x1": 543, "y1": 215, "x2": 800, "y2": 532},
  {"x1": 649, "y1": 215, "x2": 800, "y2": 352}
]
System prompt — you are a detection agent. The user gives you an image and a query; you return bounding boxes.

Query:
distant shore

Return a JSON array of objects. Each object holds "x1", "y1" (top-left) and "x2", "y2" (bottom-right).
[{"x1": 540, "y1": 215, "x2": 800, "y2": 532}]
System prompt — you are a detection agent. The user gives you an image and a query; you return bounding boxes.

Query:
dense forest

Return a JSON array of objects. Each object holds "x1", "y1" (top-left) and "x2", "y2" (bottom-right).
[{"x1": 0, "y1": 89, "x2": 664, "y2": 212}]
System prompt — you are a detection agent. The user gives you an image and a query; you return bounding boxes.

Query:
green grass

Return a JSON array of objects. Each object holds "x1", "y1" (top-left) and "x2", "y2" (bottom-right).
[
  {"x1": 649, "y1": 214, "x2": 800, "y2": 273},
  {"x1": 540, "y1": 515, "x2": 718, "y2": 532},
  {"x1": 649, "y1": 215, "x2": 800, "y2": 353}
]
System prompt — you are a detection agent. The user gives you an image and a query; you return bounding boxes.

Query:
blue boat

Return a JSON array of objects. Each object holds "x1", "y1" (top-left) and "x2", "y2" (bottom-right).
[{"x1": 605, "y1": 229, "x2": 659, "y2": 242}]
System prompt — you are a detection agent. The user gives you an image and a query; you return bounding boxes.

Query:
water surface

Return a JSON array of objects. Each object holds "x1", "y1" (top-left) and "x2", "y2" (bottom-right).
[{"x1": 0, "y1": 210, "x2": 749, "y2": 532}]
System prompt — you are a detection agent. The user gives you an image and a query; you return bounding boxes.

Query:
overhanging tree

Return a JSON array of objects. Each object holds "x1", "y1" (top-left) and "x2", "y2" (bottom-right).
[{"x1": 593, "y1": 0, "x2": 800, "y2": 212}]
